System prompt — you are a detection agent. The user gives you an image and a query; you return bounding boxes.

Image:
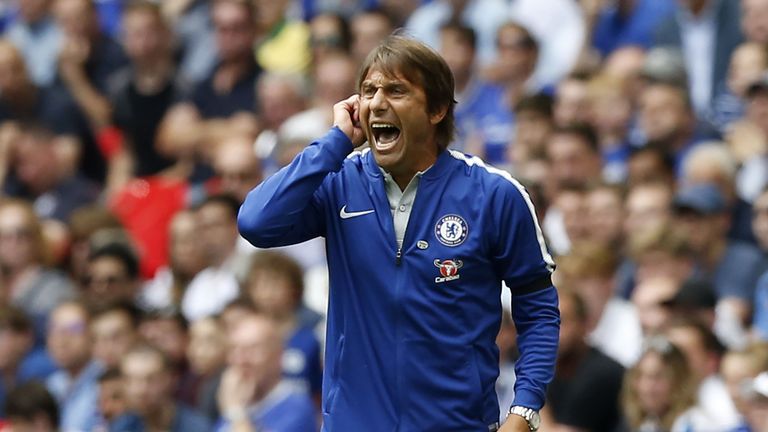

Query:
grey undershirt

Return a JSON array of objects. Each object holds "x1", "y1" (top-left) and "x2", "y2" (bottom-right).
[{"x1": 382, "y1": 170, "x2": 425, "y2": 248}]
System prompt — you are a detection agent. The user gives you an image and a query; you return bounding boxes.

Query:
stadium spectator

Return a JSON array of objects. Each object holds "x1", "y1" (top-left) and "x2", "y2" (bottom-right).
[
  {"x1": 544, "y1": 287, "x2": 624, "y2": 431},
  {"x1": 588, "y1": 0, "x2": 675, "y2": 57},
  {"x1": 93, "y1": 368, "x2": 145, "y2": 432},
  {"x1": 5, "y1": 0, "x2": 61, "y2": 86},
  {"x1": 162, "y1": 0, "x2": 215, "y2": 83},
  {"x1": 185, "y1": 316, "x2": 226, "y2": 421},
  {"x1": 586, "y1": 74, "x2": 634, "y2": 182},
  {"x1": 45, "y1": 300, "x2": 102, "y2": 431},
  {"x1": 621, "y1": 336, "x2": 698, "y2": 431},
  {"x1": 349, "y1": 8, "x2": 394, "y2": 65},
  {"x1": 554, "y1": 72, "x2": 592, "y2": 127},
  {"x1": 665, "y1": 317, "x2": 741, "y2": 430},
  {"x1": 215, "y1": 313, "x2": 317, "y2": 432},
  {"x1": 742, "y1": 0, "x2": 768, "y2": 44},
  {"x1": 585, "y1": 183, "x2": 626, "y2": 250},
  {"x1": 0, "y1": 305, "x2": 57, "y2": 417},
  {"x1": 721, "y1": 342, "x2": 768, "y2": 424},
  {"x1": 90, "y1": 301, "x2": 140, "y2": 370},
  {"x1": 137, "y1": 309, "x2": 189, "y2": 372},
  {"x1": 3, "y1": 381, "x2": 59, "y2": 432},
  {"x1": 545, "y1": 124, "x2": 603, "y2": 195},
  {"x1": 83, "y1": 241, "x2": 141, "y2": 309},
  {"x1": 0, "y1": 199, "x2": 75, "y2": 339},
  {"x1": 121, "y1": 343, "x2": 211, "y2": 432},
  {"x1": 308, "y1": 12, "x2": 351, "y2": 66},
  {"x1": 245, "y1": 251, "x2": 322, "y2": 398}
]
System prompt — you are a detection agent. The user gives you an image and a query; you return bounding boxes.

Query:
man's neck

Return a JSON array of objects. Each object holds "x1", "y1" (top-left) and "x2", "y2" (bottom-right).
[{"x1": 133, "y1": 59, "x2": 175, "y2": 94}]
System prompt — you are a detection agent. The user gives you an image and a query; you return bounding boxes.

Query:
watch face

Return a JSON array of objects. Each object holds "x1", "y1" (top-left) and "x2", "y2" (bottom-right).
[{"x1": 529, "y1": 411, "x2": 541, "y2": 429}]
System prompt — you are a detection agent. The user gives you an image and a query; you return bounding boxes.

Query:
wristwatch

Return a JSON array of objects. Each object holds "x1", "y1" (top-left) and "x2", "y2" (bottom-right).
[{"x1": 507, "y1": 406, "x2": 541, "y2": 431}]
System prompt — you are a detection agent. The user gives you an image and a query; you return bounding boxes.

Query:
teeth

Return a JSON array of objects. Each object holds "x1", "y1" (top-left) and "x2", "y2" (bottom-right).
[{"x1": 372, "y1": 123, "x2": 396, "y2": 129}]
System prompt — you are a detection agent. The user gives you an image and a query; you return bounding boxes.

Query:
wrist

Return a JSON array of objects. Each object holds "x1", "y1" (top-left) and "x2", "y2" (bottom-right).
[{"x1": 507, "y1": 406, "x2": 540, "y2": 431}]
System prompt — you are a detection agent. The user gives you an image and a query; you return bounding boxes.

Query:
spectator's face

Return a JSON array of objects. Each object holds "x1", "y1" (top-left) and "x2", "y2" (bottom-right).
[
  {"x1": 728, "y1": 44, "x2": 768, "y2": 97},
  {"x1": 99, "y1": 377, "x2": 128, "y2": 421},
  {"x1": 212, "y1": 2, "x2": 256, "y2": 62},
  {"x1": 747, "y1": 91, "x2": 768, "y2": 133},
  {"x1": 554, "y1": 190, "x2": 590, "y2": 246},
  {"x1": 722, "y1": 353, "x2": 760, "y2": 415},
  {"x1": 513, "y1": 110, "x2": 551, "y2": 156},
  {"x1": 196, "y1": 202, "x2": 238, "y2": 267},
  {"x1": 54, "y1": 0, "x2": 96, "y2": 38},
  {"x1": 139, "y1": 318, "x2": 188, "y2": 364},
  {"x1": 589, "y1": 91, "x2": 631, "y2": 136},
  {"x1": 632, "y1": 277, "x2": 676, "y2": 334},
  {"x1": 495, "y1": 26, "x2": 536, "y2": 83},
  {"x1": 639, "y1": 85, "x2": 690, "y2": 143},
  {"x1": 227, "y1": 316, "x2": 282, "y2": 387},
  {"x1": 742, "y1": 0, "x2": 768, "y2": 44},
  {"x1": 359, "y1": 68, "x2": 444, "y2": 180},
  {"x1": 351, "y1": 14, "x2": 392, "y2": 62},
  {"x1": 439, "y1": 29, "x2": 475, "y2": 83},
  {"x1": 253, "y1": 0, "x2": 288, "y2": 30},
  {"x1": 624, "y1": 185, "x2": 672, "y2": 239},
  {"x1": 0, "y1": 44, "x2": 29, "y2": 96},
  {"x1": 557, "y1": 294, "x2": 586, "y2": 357},
  {"x1": 546, "y1": 134, "x2": 600, "y2": 189},
  {"x1": 257, "y1": 78, "x2": 305, "y2": 131},
  {"x1": 14, "y1": 132, "x2": 58, "y2": 194},
  {"x1": 554, "y1": 79, "x2": 589, "y2": 126},
  {"x1": 665, "y1": 326, "x2": 714, "y2": 381},
  {"x1": 635, "y1": 252, "x2": 694, "y2": 287},
  {"x1": 18, "y1": 0, "x2": 50, "y2": 23},
  {"x1": 213, "y1": 139, "x2": 262, "y2": 203},
  {"x1": 309, "y1": 14, "x2": 345, "y2": 62},
  {"x1": 169, "y1": 211, "x2": 206, "y2": 279},
  {"x1": 122, "y1": 352, "x2": 172, "y2": 415},
  {"x1": 247, "y1": 270, "x2": 297, "y2": 320},
  {"x1": 627, "y1": 151, "x2": 673, "y2": 186},
  {"x1": 752, "y1": 191, "x2": 768, "y2": 250},
  {"x1": 0, "y1": 205, "x2": 37, "y2": 271},
  {"x1": 122, "y1": 10, "x2": 170, "y2": 65},
  {"x1": 47, "y1": 304, "x2": 91, "y2": 371},
  {"x1": 633, "y1": 351, "x2": 674, "y2": 417},
  {"x1": 314, "y1": 56, "x2": 356, "y2": 106},
  {"x1": 84, "y1": 257, "x2": 135, "y2": 306},
  {"x1": 187, "y1": 318, "x2": 226, "y2": 375},
  {"x1": 0, "y1": 327, "x2": 31, "y2": 371},
  {"x1": 586, "y1": 188, "x2": 624, "y2": 247},
  {"x1": 92, "y1": 311, "x2": 137, "y2": 370},
  {"x1": 673, "y1": 211, "x2": 725, "y2": 252}
]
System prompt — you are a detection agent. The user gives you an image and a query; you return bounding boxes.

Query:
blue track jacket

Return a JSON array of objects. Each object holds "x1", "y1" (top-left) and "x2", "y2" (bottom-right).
[{"x1": 238, "y1": 128, "x2": 560, "y2": 431}]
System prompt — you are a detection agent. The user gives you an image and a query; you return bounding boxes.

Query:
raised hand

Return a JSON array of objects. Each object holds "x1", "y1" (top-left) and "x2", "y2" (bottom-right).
[{"x1": 333, "y1": 94, "x2": 366, "y2": 147}]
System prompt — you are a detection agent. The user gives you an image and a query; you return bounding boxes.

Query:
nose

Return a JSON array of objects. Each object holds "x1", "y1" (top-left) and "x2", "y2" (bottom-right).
[{"x1": 369, "y1": 88, "x2": 389, "y2": 112}]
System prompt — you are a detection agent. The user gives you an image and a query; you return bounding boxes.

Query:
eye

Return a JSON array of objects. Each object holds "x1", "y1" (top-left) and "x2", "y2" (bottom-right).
[{"x1": 361, "y1": 85, "x2": 376, "y2": 98}]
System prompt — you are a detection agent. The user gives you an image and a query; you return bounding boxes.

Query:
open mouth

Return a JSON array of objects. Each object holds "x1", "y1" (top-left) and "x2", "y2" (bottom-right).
[{"x1": 371, "y1": 123, "x2": 401, "y2": 149}]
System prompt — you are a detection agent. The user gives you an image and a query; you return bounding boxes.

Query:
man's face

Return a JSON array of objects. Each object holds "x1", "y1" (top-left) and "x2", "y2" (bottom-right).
[
  {"x1": 639, "y1": 85, "x2": 690, "y2": 142},
  {"x1": 632, "y1": 278, "x2": 676, "y2": 334},
  {"x1": 84, "y1": 257, "x2": 135, "y2": 306},
  {"x1": 138, "y1": 318, "x2": 188, "y2": 364},
  {"x1": 742, "y1": 0, "x2": 768, "y2": 44},
  {"x1": 546, "y1": 133, "x2": 599, "y2": 189},
  {"x1": 554, "y1": 80, "x2": 590, "y2": 126},
  {"x1": 747, "y1": 91, "x2": 768, "y2": 134},
  {"x1": 92, "y1": 311, "x2": 137, "y2": 370},
  {"x1": 624, "y1": 185, "x2": 672, "y2": 239},
  {"x1": 99, "y1": 377, "x2": 128, "y2": 421},
  {"x1": 0, "y1": 45, "x2": 29, "y2": 97},
  {"x1": 634, "y1": 351, "x2": 675, "y2": 417},
  {"x1": 169, "y1": 212, "x2": 206, "y2": 278},
  {"x1": 0, "y1": 327, "x2": 31, "y2": 371},
  {"x1": 0, "y1": 205, "x2": 36, "y2": 271},
  {"x1": 665, "y1": 326, "x2": 713, "y2": 381},
  {"x1": 122, "y1": 10, "x2": 169, "y2": 64},
  {"x1": 187, "y1": 319, "x2": 226, "y2": 375},
  {"x1": 18, "y1": 0, "x2": 50, "y2": 23},
  {"x1": 197, "y1": 202, "x2": 238, "y2": 266},
  {"x1": 586, "y1": 188, "x2": 624, "y2": 246},
  {"x1": 54, "y1": 0, "x2": 95, "y2": 38},
  {"x1": 47, "y1": 304, "x2": 91, "y2": 371},
  {"x1": 495, "y1": 26, "x2": 536, "y2": 83},
  {"x1": 727, "y1": 44, "x2": 767, "y2": 97},
  {"x1": 122, "y1": 352, "x2": 172, "y2": 415},
  {"x1": 213, "y1": 140, "x2": 262, "y2": 203},
  {"x1": 212, "y1": 2, "x2": 255, "y2": 62},
  {"x1": 359, "y1": 69, "x2": 443, "y2": 181},
  {"x1": 227, "y1": 317, "x2": 282, "y2": 386},
  {"x1": 439, "y1": 29, "x2": 474, "y2": 82}
]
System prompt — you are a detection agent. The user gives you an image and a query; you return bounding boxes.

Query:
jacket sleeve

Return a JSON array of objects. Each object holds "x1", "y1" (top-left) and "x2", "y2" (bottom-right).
[
  {"x1": 492, "y1": 179, "x2": 559, "y2": 411},
  {"x1": 238, "y1": 127, "x2": 353, "y2": 247}
]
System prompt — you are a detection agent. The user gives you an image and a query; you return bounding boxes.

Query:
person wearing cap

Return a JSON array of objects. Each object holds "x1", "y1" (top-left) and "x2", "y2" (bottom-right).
[{"x1": 673, "y1": 182, "x2": 767, "y2": 332}]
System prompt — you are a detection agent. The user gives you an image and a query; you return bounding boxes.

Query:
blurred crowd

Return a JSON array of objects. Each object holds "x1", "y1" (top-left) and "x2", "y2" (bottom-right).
[{"x1": 0, "y1": 0, "x2": 767, "y2": 431}]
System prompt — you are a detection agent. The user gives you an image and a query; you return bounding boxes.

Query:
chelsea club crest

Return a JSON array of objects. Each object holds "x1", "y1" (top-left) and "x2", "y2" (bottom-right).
[{"x1": 434, "y1": 214, "x2": 468, "y2": 247}]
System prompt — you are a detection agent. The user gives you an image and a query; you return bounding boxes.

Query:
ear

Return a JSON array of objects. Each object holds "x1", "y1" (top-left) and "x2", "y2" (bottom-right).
[{"x1": 429, "y1": 105, "x2": 448, "y2": 125}]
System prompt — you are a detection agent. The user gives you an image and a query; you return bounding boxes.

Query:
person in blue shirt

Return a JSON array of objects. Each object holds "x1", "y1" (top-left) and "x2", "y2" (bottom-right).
[
  {"x1": 238, "y1": 35, "x2": 559, "y2": 432},
  {"x1": 216, "y1": 313, "x2": 318, "y2": 432}
]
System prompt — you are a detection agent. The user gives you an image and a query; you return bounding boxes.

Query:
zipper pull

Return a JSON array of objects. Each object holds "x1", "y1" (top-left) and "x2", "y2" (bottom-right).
[{"x1": 396, "y1": 247, "x2": 402, "y2": 265}]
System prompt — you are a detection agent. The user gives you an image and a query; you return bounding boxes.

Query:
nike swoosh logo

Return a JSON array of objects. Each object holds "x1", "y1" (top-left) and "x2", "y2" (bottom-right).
[{"x1": 340, "y1": 205, "x2": 374, "y2": 219}]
